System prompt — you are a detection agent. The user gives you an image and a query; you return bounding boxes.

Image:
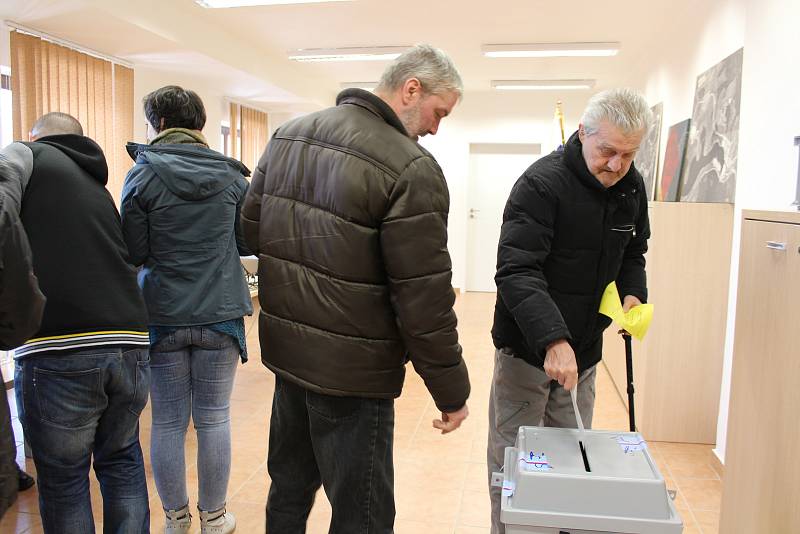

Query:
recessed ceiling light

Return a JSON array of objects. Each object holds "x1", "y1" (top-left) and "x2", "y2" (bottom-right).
[
  {"x1": 288, "y1": 46, "x2": 408, "y2": 62},
  {"x1": 340, "y1": 82, "x2": 378, "y2": 91},
  {"x1": 483, "y1": 42, "x2": 620, "y2": 58},
  {"x1": 491, "y1": 79, "x2": 596, "y2": 91},
  {"x1": 196, "y1": 0, "x2": 352, "y2": 7}
]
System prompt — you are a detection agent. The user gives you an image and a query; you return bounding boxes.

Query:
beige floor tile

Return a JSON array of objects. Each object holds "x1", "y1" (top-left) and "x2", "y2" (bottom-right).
[
  {"x1": 693, "y1": 509, "x2": 720, "y2": 534},
  {"x1": 395, "y1": 485, "x2": 462, "y2": 525},
  {"x1": 458, "y1": 490, "x2": 491, "y2": 528},
  {"x1": 226, "y1": 499, "x2": 267, "y2": 533},
  {"x1": 394, "y1": 519, "x2": 455, "y2": 534},
  {"x1": 455, "y1": 527, "x2": 491, "y2": 534},
  {"x1": 464, "y1": 460, "x2": 489, "y2": 492},
  {"x1": 675, "y1": 478, "x2": 722, "y2": 512},
  {"x1": 395, "y1": 456, "x2": 467, "y2": 494},
  {"x1": 0, "y1": 510, "x2": 42, "y2": 533},
  {"x1": 661, "y1": 452, "x2": 720, "y2": 480}
]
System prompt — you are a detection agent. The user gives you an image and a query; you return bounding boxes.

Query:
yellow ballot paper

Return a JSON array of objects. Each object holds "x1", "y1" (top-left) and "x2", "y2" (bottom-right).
[{"x1": 599, "y1": 282, "x2": 654, "y2": 340}]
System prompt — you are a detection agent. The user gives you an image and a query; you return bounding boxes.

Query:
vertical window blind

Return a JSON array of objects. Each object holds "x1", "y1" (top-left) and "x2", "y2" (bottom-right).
[
  {"x1": 229, "y1": 102, "x2": 268, "y2": 175},
  {"x1": 10, "y1": 30, "x2": 134, "y2": 203}
]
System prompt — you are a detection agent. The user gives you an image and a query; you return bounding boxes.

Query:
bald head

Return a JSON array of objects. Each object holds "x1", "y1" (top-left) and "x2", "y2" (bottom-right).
[{"x1": 30, "y1": 112, "x2": 83, "y2": 141}]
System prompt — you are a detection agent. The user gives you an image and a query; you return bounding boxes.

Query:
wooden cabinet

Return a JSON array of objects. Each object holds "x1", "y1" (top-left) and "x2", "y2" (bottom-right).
[
  {"x1": 603, "y1": 202, "x2": 734, "y2": 443},
  {"x1": 719, "y1": 210, "x2": 800, "y2": 534}
]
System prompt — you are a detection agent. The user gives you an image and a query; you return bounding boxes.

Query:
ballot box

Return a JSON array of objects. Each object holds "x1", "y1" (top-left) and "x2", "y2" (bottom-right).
[{"x1": 499, "y1": 426, "x2": 683, "y2": 534}]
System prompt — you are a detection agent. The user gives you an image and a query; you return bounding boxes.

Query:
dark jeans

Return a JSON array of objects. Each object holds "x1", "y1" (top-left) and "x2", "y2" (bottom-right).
[
  {"x1": 15, "y1": 347, "x2": 150, "y2": 534},
  {"x1": 266, "y1": 375, "x2": 395, "y2": 534}
]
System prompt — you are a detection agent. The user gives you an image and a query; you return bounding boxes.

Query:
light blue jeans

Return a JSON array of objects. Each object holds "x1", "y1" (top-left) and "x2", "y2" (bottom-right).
[{"x1": 149, "y1": 327, "x2": 239, "y2": 512}]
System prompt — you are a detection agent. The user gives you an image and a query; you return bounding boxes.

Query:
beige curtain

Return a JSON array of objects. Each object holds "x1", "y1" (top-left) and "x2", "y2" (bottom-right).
[
  {"x1": 10, "y1": 30, "x2": 134, "y2": 203},
  {"x1": 229, "y1": 102, "x2": 268, "y2": 175}
]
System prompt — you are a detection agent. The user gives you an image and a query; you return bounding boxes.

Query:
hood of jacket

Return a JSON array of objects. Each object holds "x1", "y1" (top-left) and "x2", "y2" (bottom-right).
[
  {"x1": 36, "y1": 134, "x2": 108, "y2": 186},
  {"x1": 125, "y1": 142, "x2": 250, "y2": 201}
]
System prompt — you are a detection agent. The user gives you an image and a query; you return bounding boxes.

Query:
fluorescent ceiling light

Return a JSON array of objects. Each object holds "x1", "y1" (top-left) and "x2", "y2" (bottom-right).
[
  {"x1": 197, "y1": 0, "x2": 352, "y2": 7},
  {"x1": 491, "y1": 79, "x2": 596, "y2": 91},
  {"x1": 483, "y1": 42, "x2": 620, "y2": 58},
  {"x1": 288, "y1": 46, "x2": 408, "y2": 62},
  {"x1": 340, "y1": 82, "x2": 378, "y2": 91}
]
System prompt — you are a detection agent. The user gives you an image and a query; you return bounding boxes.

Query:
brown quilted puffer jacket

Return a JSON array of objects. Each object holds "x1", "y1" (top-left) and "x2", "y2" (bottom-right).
[{"x1": 241, "y1": 89, "x2": 470, "y2": 411}]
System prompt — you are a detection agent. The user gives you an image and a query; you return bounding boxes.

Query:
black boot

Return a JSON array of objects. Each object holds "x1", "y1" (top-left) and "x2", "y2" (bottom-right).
[{"x1": 17, "y1": 466, "x2": 34, "y2": 491}]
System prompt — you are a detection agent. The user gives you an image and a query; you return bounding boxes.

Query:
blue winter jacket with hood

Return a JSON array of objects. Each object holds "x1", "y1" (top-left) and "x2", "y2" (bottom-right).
[{"x1": 120, "y1": 138, "x2": 253, "y2": 326}]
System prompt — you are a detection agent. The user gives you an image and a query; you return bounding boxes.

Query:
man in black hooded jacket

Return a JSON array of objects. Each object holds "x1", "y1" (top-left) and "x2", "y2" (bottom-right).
[
  {"x1": 1, "y1": 112, "x2": 151, "y2": 534},
  {"x1": 487, "y1": 89, "x2": 653, "y2": 534}
]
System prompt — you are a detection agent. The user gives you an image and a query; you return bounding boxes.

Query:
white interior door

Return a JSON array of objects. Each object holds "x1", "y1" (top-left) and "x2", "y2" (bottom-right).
[{"x1": 466, "y1": 144, "x2": 541, "y2": 292}]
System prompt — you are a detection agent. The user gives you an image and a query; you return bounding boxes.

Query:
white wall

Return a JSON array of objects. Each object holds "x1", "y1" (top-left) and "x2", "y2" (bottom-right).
[
  {"x1": 0, "y1": 26, "x2": 9, "y2": 67},
  {"x1": 640, "y1": 0, "x2": 800, "y2": 464},
  {"x1": 421, "y1": 91, "x2": 588, "y2": 290}
]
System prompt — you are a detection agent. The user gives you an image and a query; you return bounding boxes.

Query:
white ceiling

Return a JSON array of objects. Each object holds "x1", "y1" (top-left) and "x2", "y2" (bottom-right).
[{"x1": 1, "y1": 0, "x2": 700, "y2": 111}]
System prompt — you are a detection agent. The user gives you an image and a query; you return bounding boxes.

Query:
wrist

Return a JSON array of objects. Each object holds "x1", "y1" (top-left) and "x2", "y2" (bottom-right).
[{"x1": 546, "y1": 339, "x2": 567, "y2": 351}]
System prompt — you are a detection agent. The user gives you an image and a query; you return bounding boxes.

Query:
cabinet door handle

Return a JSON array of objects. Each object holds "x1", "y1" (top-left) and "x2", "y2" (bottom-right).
[{"x1": 766, "y1": 241, "x2": 786, "y2": 251}]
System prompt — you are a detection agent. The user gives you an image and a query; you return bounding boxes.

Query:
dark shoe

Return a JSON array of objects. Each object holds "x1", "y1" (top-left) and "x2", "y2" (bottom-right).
[{"x1": 17, "y1": 467, "x2": 35, "y2": 491}]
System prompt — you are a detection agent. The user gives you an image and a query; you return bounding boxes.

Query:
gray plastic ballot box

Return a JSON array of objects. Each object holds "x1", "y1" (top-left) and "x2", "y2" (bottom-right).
[{"x1": 499, "y1": 426, "x2": 683, "y2": 534}]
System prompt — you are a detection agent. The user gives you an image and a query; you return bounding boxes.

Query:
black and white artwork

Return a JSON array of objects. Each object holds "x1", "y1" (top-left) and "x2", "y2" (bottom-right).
[
  {"x1": 635, "y1": 102, "x2": 663, "y2": 200},
  {"x1": 680, "y1": 48, "x2": 743, "y2": 203}
]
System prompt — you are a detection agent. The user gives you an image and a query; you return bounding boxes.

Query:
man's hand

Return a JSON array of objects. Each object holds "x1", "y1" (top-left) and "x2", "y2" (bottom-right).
[
  {"x1": 544, "y1": 339, "x2": 578, "y2": 391},
  {"x1": 622, "y1": 295, "x2": 643, "y2": 313},
  {"x1": 432, "y1": 404, "x2": 469, "y2": 434}
]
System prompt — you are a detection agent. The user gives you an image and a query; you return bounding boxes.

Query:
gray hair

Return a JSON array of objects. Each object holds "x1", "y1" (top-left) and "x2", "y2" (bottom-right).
[
  {"x1": 376, "y1": 44, "x2": 463, "y2": 97},
  {"x1": 30, "y1": 112, "x2": 83, "y2": 139},
  {"x1": 581, "y1": 88, "x2": 653, "y2": 136}
]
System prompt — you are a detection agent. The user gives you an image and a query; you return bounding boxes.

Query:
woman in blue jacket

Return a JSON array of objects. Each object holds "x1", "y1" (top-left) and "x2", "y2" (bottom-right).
[{"x1": 121, "y1": 85, "x2": 252, "y2": 534}]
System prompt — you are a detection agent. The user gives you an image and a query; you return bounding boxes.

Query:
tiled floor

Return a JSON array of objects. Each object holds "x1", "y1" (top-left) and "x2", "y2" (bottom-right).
[{"x1": 1, "y1": 292, "x2": 721, "y2": 533}]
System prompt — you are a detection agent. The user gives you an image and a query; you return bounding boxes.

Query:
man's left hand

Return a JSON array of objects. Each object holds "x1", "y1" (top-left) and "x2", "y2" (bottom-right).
[{"x1": 622, "y1": 295, "x2": 642, "y2": 312}]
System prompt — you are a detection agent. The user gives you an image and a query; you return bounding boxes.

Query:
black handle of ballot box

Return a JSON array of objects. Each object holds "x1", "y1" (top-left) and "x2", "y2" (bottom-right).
[{"x1": 621, "y1": 330, "x2": 636, "y2": 433}]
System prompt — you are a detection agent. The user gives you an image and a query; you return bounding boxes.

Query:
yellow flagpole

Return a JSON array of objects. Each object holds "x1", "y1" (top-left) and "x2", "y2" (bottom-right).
[{"x1": 555, "y1": 100, "x2": 566, "y2": 146}]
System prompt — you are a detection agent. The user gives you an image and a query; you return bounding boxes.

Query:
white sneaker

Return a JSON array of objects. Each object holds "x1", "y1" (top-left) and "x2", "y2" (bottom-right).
[
  {"x1": 199, "y1": 507, "x2": 236, "y2": 534},
  {"x1": 164, "y1": 505, "x2": 192, "y2": 534}
]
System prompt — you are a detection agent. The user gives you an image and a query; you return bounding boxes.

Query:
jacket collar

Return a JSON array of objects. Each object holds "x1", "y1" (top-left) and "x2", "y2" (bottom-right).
[
  {"x1": 336, "y1": 89, "x2": 409, "y2": 138},
  {"x1": 563, "y1": 130, "x2": 639, "y2": 194},
  {"x1": 149, "y1": 128, "x2": 209, "y2": 147}
]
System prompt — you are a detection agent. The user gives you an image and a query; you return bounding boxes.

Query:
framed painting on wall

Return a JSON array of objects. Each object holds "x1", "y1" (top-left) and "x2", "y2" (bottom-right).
[
  {"x1": 680, "y1": 48, "x2": 743, "y2": 203},
  {"x1": 659, "y1": 119, "x2": 691, "y2": 201},
  {"x1": 634, "y1": 102, "x2": 663, "y2": 200}
]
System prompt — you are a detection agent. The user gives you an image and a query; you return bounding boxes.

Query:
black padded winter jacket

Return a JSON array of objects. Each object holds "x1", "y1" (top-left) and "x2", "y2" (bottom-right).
[
  {"x1": 241, "y1": 89, "x2": 470, "y2": 411},
  {"x1": 492, "y1": 131, "x2": 650, "y2": 372}
]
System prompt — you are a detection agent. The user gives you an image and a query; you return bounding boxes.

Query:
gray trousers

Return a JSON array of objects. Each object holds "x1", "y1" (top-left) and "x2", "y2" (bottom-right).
[{"x1": 486, "y1": 348, "x2": 597, "y2": 534}]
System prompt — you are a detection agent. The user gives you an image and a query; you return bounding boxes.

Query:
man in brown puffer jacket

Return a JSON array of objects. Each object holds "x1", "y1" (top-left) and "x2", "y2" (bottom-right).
[{"x1": 242, "y1": 44, "x2": 471, "y2": 533}]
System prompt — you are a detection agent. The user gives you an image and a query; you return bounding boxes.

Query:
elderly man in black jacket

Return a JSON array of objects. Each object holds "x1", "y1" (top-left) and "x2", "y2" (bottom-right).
[
  {"x1": 487, "y1": 88, "x2": 653, "y2": 534},
  {"x1": 242, "y1": 44, "x2": 470, "y2": 533}
]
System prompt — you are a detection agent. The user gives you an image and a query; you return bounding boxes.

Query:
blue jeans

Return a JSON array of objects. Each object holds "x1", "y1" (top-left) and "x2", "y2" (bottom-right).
[
  {"x1": 266, "y1": 375, "x2": 395, "y2": 534},
  {"x1": 14, "y1": 347, "x2": 150, "y2": 534},
  {"x1": 149, "y1": 327, "x2": 239, "y2": 512}
]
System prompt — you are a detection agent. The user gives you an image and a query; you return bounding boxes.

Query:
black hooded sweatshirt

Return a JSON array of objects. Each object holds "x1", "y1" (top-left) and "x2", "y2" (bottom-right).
[{"x1": 11, "y1": 135, "x2": 148, "y2": 356}]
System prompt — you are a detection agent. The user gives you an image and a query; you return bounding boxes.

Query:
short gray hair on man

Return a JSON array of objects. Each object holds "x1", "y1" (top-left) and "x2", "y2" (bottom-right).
[
  {"x1": 376, "y1": 44, "x2": 463, "y2": 97},
  {"x1": 581, "y1": 88, "x2": 653, "y2": 136},
  {"x1": 30, "y1": 112, "x2": 83, "y2": 139}
]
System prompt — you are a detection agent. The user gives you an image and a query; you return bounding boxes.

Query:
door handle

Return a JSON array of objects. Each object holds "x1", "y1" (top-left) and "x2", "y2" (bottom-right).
[
  {"x1": 469, "y1": 208, "x2": 480, "y2": 219},
  {"x1": 765, "y1": 241, "x2": 786, "y2": 251}
]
